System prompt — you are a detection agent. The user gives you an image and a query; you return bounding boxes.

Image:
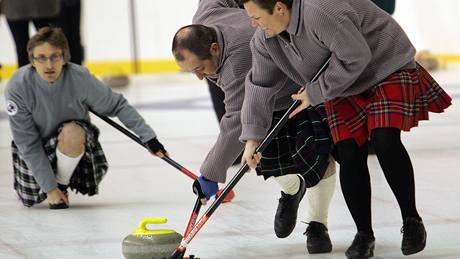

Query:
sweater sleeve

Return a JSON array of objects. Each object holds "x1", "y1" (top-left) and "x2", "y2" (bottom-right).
[
  {"x1": 199, "y1": 65, "x2": 245, "y2": 183},
  {"x1": 5, "y1": 84, "x2": 57, "y2": 193},
  {"x1": 306, "y1": 9, "x2": 372, "y2": 105},
  {"x1": 240, "y1": 33, "x2": 289, "y2": 142},
  {"x1": 82, "y1": 70, "x2": 156, "y2": 142}
]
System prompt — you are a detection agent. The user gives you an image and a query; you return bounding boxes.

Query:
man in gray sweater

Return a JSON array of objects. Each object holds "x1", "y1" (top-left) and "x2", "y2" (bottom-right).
[
  {"x1": 5, "y1": 27, "x2": 167, "y2": 209},
  {"x1": 239, "y1": 0, "x2": 450, "y2": 257},
  {"x1": 172, "y1": 0, "x2": 337, "y2": 254}
]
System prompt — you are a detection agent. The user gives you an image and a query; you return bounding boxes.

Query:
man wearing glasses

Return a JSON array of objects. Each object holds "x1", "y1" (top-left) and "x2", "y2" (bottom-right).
[{"x1": 4, "y1": 27, "x2": 168, "y2": 209}]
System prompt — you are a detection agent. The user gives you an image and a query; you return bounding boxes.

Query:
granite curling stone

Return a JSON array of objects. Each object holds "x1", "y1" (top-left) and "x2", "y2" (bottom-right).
[{"x1": 122, "y1": 217, "x2": 182, "y2": 259}]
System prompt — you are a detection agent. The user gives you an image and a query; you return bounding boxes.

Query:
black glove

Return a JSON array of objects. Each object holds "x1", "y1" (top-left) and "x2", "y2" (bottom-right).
[{"x1": 145, "y1": 137, "x2": 167, "y2": 154}]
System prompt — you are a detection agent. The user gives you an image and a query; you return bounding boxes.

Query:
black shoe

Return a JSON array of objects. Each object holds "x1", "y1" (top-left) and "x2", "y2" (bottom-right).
[
  {"x1": 274, "y1": 175, "x2": 306, "y2": 238},
  {"x1": 304, "y1": 221, "x2": 333, "y2": 254},
  {"x1": 345, "y1": 232, "x2": 375, "y2": 259},
  {"x1": 49, "y1": 203, "x2": 69, "y2": 209},
  {"x1": 401, "y1": 217, "x2": 426, "y2": 255},
  {"x1": 49, "y1": 184, "x2": 69, "y2": 209}
]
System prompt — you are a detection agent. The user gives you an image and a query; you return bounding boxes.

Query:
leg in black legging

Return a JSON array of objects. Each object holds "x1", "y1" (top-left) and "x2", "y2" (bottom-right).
[
  {"x1": 7, "y1": 18, "x2": 56, "y2": 67},
  {"x1": 336, "y1": 139, "x2": 373, "y2": 234},
  {"x1": 57, "y1": 0, "x2": 84, "y2": 64},
  {"x1": 370, "y1": 128, "x2": 420, "y2": 220},
  {"x1": 6, "y1": 19, "x2": 31, "y2": 67}
]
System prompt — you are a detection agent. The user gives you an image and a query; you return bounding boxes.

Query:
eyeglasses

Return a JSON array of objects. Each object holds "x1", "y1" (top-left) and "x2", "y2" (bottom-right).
[{"x1": 33, "y1": 54, "x2": 63, "y2": 64}]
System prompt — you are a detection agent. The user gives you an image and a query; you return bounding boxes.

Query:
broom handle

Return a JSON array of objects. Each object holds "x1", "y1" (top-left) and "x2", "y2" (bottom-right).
[{"x1": 89, "y1": 109, "x2": 198, "y2": 180}]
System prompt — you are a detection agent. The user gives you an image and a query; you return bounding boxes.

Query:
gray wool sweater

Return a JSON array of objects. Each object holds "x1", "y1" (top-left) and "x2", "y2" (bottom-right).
[
  {"x1": 192, "y1": 0, "x2": 255, "y2": 183},
  {"x1": 5, "y1": 64, "x2": 156, "y2": 192},
  {"x1": 240, "y1": 0, "x2": 416, "y2": 142}
]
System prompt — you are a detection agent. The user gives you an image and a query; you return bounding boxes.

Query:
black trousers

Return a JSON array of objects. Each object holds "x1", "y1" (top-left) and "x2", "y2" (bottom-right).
[
  {"x1": 57, "y1": 0, "x2": 84, "y2": 64},
  {"x1": 206, "y1": 79, "x2": 226, "y2": 122},
  {"x1": 7, "y1": 18, "x2": 57, "y2": 67}
]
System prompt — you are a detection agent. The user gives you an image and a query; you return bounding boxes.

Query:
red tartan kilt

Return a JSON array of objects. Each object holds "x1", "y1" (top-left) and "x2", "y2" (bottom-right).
[{"x1": 325, "y1": 64, "x2": 452, "y2": 145}]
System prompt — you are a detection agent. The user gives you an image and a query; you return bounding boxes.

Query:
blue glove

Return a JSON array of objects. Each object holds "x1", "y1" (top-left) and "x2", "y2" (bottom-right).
[{"x1": 193, "y1": 175, "x2": 218, "y2": 200}]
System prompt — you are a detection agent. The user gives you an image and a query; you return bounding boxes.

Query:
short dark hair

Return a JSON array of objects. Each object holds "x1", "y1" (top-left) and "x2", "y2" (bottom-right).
[
  {"x1": 27, "y1": 26, "x2": 71, "y2": 63},
  {"x1": 240, "y1": 0, "x2": 293, "y2": 14},
  {"x1": 172, "y1": 24, "x2": 217, "y2": 61}
]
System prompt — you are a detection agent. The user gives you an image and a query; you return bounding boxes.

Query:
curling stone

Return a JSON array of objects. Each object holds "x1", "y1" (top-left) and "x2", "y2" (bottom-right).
[
  {"x1": 415, "y1": 50, "x2": 440, "y2": 71},
  {"x1": 101, "y1": 66, "x2": 130, "y2": 88},
  {"x1": 122, "y1": 217, "x2": 182, "y2": 259}
]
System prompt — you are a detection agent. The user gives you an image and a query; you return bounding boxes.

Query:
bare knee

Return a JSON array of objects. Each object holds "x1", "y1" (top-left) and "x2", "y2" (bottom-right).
[{"x1": 57, "y1": 122, "x2": 86, "y2": 157}]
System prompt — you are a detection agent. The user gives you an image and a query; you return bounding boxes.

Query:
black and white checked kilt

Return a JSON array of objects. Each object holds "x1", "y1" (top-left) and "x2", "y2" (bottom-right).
[
  {"x1": 256, "y1": 104, "x2": 334, "y2": 188},
  {"x1": 12, "y1": 120, "x2": 108, "y2": 207}
]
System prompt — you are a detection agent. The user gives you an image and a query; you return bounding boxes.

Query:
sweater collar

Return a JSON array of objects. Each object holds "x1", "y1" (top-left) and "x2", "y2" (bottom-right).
[
  {"x1": 32, "y1": 66, "x2": 65, "y2": 89},
  {"x1": 214, "y1": 26, "x2": 227, "y2": 76},
  {"x1": 263, "y1": 0, "x2": 302, "y2": 39},
  {"x1": 286, "y1": 0, "x2": 302, "y2": 36}
]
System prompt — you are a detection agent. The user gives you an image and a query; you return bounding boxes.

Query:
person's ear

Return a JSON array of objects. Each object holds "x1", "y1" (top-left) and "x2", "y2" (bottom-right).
[
  {"x1": 274, "y1": 1, "x2": 287, "y2": 15},
  {"x1": 210, "y1": 42, "x2": 219, "y2": 55}
]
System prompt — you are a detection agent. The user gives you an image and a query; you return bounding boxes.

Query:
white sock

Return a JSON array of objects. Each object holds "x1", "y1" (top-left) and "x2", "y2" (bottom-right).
[
  {"x1": 56, "y1": 149, "x2": 84, "y2": 185},
  {"x1": 274, "y1": 174, "x2": 301, "y2": 195},
  {"x1": 306, "y1": 164, "x2": 337, "y2": 225}
]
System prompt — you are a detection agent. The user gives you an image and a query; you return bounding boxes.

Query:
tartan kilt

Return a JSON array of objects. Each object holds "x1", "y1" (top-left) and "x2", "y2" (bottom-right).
[
  {"x1": 256, "y1": 104, "x2": 334, "y2": 188},
  {"x1": 325, "y1": 63, "x2": 452, "y2": 146},
  {"x1": 12, "y1": 120, "x2": 108, "y2": 207}
]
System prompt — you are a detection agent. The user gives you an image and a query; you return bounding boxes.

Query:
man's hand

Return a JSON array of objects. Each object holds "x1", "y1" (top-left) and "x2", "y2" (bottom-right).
[
  {"x1": 289, "y1": 87, "x2": 311, "y2": 118},
  {"x1": 193, "y1": 175, "x2": 218, "y2": 205},
  {"x1": 47, "y1": 187, "x2": 69, "y2": 205},
  {"x1": 241, "y1": 140, "x2": 262, "y2": 170},
  {"x1": 145, "y1": 137, "x2": 169, "y2": 157}
]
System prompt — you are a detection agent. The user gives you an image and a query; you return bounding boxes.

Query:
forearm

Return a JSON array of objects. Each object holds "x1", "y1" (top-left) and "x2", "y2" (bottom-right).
[
  {"x1": 239, "y1": 84, "x2": 277, "y2": 142},
  {"x1": 200, "y1": 112, "x2": 244, "y2": 183},
  {"x1": 116, "y1": 105, "x2": 156, "y2": 142},
  {"x1": 84, "y1": 74, "x2": 156, "y2": 142},
  {"x1": 7, "y1": 104, "x2": 57, "y2": 192},
  {"x1": 15, "y1": 140, "x2": 57, "y2": 192}
]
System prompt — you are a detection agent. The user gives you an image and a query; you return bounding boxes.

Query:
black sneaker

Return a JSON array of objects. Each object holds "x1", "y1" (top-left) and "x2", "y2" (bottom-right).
[
  {"x1": 401, "y1": 217, "x2": 426, "y2": 255},
  {"x1": 345, "y1": 232, "x2": 375, "y2": 259},
  {"x1": 274, "y1": 175, "x2": 306, "y2": 238},
  {"x1": 304, "y1": 221, "x2": 333, "y2": 254}
]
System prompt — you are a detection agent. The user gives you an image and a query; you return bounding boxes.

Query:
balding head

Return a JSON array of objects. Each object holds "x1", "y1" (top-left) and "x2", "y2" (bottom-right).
[
  {"x1": 172, "y1": 24, "x2": 217, "y2": 61},
  {"x1": 172, "y1": 24, "x2": 221, "y2": 80}
]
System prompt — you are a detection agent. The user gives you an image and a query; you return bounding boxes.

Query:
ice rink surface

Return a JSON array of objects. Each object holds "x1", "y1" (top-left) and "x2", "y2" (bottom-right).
[{"x1": 0, "y1": 70, "x2": 459, "y2": 259}]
